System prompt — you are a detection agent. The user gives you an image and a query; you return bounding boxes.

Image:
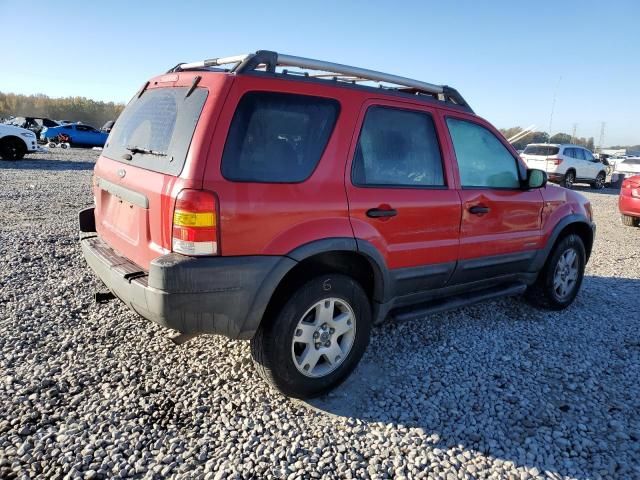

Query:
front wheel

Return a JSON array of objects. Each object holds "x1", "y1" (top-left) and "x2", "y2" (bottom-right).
[
  {"x1": 526, "y1": 234, "x2": 586, "y2": 310},
  {"x1": 0, "y1": 137, "x2": 27, "y2": 160},
  {"x1": 251, "y1": 274, "x2": 371, "y2": 398}
]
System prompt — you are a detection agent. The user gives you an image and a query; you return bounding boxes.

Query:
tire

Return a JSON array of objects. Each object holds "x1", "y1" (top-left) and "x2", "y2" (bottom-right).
[
  {"x1": 591, "y1": 172, "x2": 606, "y2": 189},
  {"x1": 561, "y1": 170, "x2": 575, "y2": 189},
  {"x1": 526, "y1": 234, "x2": 586, "y2": 310},
  {"x1": 0, "y1": 137, "x2": 27, "y2": 160},
  {"x1": 622, "y1": 215, "x2": 640, "y2": 227},
  {"x1": 250, "y1": 274, "x2": 371, "y2": 398}
]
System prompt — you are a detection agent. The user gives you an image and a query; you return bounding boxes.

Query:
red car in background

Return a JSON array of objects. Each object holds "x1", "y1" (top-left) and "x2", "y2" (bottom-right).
[{"x1": 619, "y1": 175, "x2": 640, "y2": 227}]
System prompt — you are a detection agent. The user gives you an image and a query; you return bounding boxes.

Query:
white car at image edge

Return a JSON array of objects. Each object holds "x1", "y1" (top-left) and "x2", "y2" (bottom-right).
[
  {"x1": 520, "y1": 143, "x2": 607, "y2": 189},
  {"x1": 0, "y1": 123, "x2": 40, "y2": 160},
  {"x1": 613, "y1": 157, "x2": 640, "y2": 184}
]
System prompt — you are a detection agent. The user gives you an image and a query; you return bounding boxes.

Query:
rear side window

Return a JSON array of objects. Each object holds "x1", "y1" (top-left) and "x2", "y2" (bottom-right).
[
  {"x1": 103, "y1": 87, "x2": 208, "y2": 176},
  {"x1": 523, "y1": 145, "x2": 559, "y2": 156},
  {"x1": 447, "y1": 118, "x2": 520, "y2": 189},
  {"x1": 352, "y1": 106, "x2": 444, "y2": 187},
  {"x1": 221, "y1": 92, "x2": 339, "y2": 183}
]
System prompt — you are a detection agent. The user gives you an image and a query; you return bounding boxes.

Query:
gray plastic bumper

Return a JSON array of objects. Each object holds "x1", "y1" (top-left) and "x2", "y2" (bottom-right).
[{"x1": 79, "y1": 209, "x2": 294, "y2": 339}]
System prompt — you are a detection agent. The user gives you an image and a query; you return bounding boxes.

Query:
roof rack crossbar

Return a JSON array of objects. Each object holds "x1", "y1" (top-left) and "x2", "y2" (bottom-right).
[{"x1": 174, "y1": 50, "x2": 471, "y2": 110}]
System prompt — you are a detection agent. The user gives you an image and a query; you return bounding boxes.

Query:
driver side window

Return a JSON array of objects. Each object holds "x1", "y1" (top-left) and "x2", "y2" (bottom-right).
[{"x1": 446, "y1": 118, "x2": 520, "y2": 189}]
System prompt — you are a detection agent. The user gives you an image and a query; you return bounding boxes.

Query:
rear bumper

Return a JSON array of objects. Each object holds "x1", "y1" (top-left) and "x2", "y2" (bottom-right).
[
  {"x1": 79, "y1": 208, "x2": 294, "y2": 339},
  {"x1": 547, "y1": 172, "x2": 564, "y2": 182}
]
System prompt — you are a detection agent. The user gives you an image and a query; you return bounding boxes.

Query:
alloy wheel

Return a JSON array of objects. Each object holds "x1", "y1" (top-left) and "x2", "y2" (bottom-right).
[{"x1": 291, "y1": 298, "x2": 356, "y2": 378}]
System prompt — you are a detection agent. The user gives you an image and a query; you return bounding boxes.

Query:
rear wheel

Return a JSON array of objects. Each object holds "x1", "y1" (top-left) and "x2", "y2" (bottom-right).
[
  {"x1": 250, "y1": 274, "x2": 371, "y2": 398},
  {"x1": 591, "y1": 172, "x2": 606, "y2": 189},
  {"x1": 561, "y1": 170, "x2": 575, "y2": 189},
  {"x1": 526, "y1": 234, "x2": 585, "y2": 310},
  {"x1": 622, "y1": 215, "x2": 640, "y2": 227},
  {"x1": 0, "y1": 137, "x2": 27, "y2": 160}
]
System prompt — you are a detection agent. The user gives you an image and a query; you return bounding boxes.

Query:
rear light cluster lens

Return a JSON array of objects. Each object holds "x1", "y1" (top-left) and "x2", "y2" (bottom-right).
[
  {"x1": 547, "y1": 157, "x2": 563, "y2": 165},
  {"x1": 172, "y1": 189, "x2": 218, "y2": 256}
]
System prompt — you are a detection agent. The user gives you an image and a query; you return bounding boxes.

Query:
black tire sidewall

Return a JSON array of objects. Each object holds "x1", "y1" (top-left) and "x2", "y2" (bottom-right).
[
  {"x1": 258, "y1": 274, "x2": 371, "y2": 398},
  {"x1": 541, "y1": 234, "x2": 585, "y2": 309}
]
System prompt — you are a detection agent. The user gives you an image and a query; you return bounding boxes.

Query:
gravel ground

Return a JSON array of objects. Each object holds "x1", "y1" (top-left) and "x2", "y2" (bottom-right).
[{"x1": 1, "y1": 149, "x2": 639, "y2": 480}]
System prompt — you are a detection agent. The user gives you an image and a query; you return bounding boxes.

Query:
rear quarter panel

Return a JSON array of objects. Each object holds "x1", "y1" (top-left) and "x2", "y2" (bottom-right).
[{"x1": 203, "y1": 76, "x2": 364, "y2": 256}]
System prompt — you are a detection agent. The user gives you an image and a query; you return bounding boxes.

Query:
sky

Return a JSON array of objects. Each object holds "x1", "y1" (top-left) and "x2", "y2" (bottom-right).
[{"x1": 1, "y1": 0, "x2": 639, "y2": 146}]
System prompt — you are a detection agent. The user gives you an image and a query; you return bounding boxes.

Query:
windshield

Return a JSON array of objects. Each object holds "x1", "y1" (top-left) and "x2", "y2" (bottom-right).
[
  {"x1": 523, "y1": 145, "x2": 559, "y2": 156},
  {"x1": 102, "y1": 87, "x2": 208, "y2": 176}
]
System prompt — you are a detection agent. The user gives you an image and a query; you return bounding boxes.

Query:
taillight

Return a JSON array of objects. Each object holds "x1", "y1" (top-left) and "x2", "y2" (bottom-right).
[
  {"x1": 172, "y1": 189, "x2": 218, "y2": 256},
  {"x1": 632, "y1": 188, "x2": 640, "y2": 199},
  {"x1": 547, "y1": 157, "x2": 563, "y2": 165}
]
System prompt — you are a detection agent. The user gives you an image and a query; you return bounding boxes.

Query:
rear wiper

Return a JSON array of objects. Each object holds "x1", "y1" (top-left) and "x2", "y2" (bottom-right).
[{"x1": 125, "y1": 145, "x2": 167, "y2": 157}]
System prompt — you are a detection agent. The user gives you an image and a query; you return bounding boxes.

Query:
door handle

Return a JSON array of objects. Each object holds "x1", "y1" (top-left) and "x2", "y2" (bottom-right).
[
  {"x1": 366, "y1": 208, "x2": 398, "y2": 218},
  {"x1": 469, "y1": 205, "x2": 490, "y2": 215}
]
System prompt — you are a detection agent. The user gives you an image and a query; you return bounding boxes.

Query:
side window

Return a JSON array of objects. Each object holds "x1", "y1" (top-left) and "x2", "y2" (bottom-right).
[
  {"x1": 76, "y1": 125, "x2": 89, "y2": 132},
  {"x1": 352, "y1": 106, "x2": 444, "y2": 187},
  {"x1": 221, "y1": 92, "x2": 339, "y2": 183},
  {"x1": 446, "y1": 118, "x2": 520, "y2": 189},
  {"x1": 583, "y1": 150, "x2": 594, "y2": 161},
  {"x1": 574, "y1": 148, "x2": 585, "y2": 160}
]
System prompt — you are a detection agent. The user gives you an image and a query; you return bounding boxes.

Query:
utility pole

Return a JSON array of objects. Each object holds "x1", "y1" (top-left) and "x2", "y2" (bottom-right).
[
  {"x1": 598, "y1": 122, "x2": 606, "y2": 152},
  {"x1": 547, "y1": 76, "x2": 562, "y2": 143},
  {"x1": 571, "y1": 123, "x2": 577, "y2": 144}
]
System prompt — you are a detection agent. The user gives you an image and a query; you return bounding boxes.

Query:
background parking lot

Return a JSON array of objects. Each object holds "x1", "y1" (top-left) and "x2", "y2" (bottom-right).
[{"x1": 1, "y1": 150, "x2": 639, "y2": 479}]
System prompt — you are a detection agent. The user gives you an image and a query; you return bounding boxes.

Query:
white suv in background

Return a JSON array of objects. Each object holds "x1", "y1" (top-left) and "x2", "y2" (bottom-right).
[
  {"x1": 0, "y1": 123, "x2": 40, "y2": 160},
  {"x1": 521, "y1": 144, "x2": 607, "y2": 189}
]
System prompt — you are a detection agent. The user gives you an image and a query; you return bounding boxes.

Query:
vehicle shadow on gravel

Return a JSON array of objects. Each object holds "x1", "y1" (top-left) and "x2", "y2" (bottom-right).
[
  {"x1": 305, "y1": 275, "x2": 640, "y2": 478},
  {"x1": 0, "y1": 157, "x2": 95, "y2": 171}
]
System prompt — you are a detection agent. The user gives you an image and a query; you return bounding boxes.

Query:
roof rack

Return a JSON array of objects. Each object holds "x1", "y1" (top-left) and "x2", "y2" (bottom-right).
[{"x1": 169, "y1": 50, "x2": 472, "y2": 111}]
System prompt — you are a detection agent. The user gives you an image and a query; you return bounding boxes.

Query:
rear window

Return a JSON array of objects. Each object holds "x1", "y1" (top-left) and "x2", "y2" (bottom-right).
[
  {"x1": 622, "y1": 159, "x2": 640, "y2": 165},
  {"x1": 221, "y1": 92, "x2": 339, "y2": 183},
  {"x1": 103, "y1": 87, "x2": 208, "y2": 176},
  {"x1": 523, "y1": 145, "x2": 559, "y2": 156}
]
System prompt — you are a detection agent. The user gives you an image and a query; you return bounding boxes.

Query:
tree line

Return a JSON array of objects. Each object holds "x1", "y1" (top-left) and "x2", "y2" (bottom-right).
[
  {"x1": 499, "y1": 127, "x2": 597, "y2": 151},
  {"x1": 0, "y1": 92, "x2": 125, "y2": 129}
]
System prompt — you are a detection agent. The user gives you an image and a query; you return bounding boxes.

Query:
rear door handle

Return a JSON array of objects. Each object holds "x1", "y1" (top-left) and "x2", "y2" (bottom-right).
[
  {"x1": 366, "y1": 208, "x2": 398, "y2": 218},
  {"x1": 469, "y1": 205, "x2": 490, "y2": 215}
]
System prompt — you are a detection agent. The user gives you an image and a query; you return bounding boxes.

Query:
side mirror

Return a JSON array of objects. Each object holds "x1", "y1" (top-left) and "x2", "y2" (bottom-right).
[{"x1": 527, "y1": 169, "x2": 547, "y2": 189}]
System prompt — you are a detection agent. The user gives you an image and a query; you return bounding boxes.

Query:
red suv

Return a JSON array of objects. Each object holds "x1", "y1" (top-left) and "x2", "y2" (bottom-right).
[{"x1": 79, "y1": 51, "x2": 595, "y2": 398}]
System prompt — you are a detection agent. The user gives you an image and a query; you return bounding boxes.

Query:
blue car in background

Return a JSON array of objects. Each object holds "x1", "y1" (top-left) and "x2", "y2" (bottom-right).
[{"x1": 42, "y1": 123, "x2": 109, "y2": 147}]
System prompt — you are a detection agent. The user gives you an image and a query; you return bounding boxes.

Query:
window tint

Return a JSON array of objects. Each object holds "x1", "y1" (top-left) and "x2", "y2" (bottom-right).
[
  {"x1": 352, "y1": 106, "x2": 444, "y2": 187},
  {"x1": 583, "y1": 150, "x2": 594, "y2": 161},
  {"x1": 574, "y1": 148, "x2": 585, "y2": 160},
  {"x1": 447, "y1": 118, "x2": 520, "y2": 189},
  {"x1": 103, "y1": 87, "x2": 208, "y2": 176},
  {"x1": 221, "y1": 92, "x2": 339, "y2": 183},
  {"x1": 523, "y1": 145, "x2": 559, "y2": 156}
]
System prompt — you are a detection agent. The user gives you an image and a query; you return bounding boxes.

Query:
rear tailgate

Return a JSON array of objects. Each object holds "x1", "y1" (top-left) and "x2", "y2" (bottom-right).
[{"x1": 92, "y1": 74, "x2": 230, "y2": 270}]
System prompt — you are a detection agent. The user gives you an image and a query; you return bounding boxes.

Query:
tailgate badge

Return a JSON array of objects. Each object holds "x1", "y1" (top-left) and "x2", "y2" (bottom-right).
[{"x1": 117, "y1": 168, "x2": 126, "y2": 179}]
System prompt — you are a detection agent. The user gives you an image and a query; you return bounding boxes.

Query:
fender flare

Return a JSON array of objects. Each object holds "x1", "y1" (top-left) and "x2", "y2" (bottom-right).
[
  {"x1": 239, "y1": 237, "x2": 390, "y2": 338},
  {"x1": 529, "y1": 214, "x2": 594, "y2": 272}
]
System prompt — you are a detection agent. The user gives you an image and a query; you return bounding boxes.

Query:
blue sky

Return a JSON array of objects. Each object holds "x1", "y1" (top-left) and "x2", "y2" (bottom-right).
[{"x1": 2, "y1": 0, "x2": 639, "y2": 145}]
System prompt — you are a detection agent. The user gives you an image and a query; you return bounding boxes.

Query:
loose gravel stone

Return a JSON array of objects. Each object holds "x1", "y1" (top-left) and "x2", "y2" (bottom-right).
[{"x1": 1, "y1": 149, "x2": 639, "y2": 479}]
